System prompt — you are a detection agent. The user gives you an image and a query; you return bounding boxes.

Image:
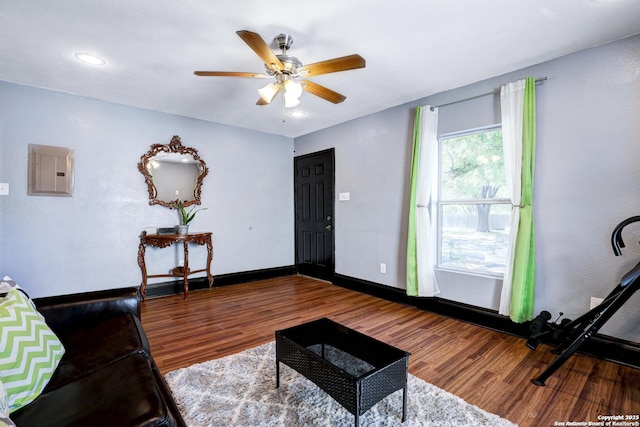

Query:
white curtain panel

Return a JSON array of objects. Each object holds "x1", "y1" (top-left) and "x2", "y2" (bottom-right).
[
  {"x1": 499, "y1": 80, "x2": 526, "y2": 316},
  {"x1": 415, "y1": 106, "x2": 440, "y2": 297}
]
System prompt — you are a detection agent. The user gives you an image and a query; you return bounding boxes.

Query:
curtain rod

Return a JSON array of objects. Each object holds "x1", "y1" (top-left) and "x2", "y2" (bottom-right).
[{"x1": 432, "y1": 76, "x2": 547, "y2": 110}]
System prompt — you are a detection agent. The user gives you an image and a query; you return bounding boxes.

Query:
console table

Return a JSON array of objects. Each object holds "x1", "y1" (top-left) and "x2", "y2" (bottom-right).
[{"x1": 138, "y1": 231, "x2": 213, "y2": 300}]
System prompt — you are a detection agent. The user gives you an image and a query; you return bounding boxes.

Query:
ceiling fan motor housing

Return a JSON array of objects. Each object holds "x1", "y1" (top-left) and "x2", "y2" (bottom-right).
[
  {"x1": 266, "y1": 54, "x2": 302, "y2": 76},
  {"x1": 262, "y1": 34, "x2": 301, "y2": 76},
  {"x1": 274, "y1": 34, "x2": 294, "y2": 52}
]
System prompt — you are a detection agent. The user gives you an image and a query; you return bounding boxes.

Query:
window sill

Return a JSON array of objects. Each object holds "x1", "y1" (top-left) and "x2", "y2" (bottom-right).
[{"x1": 435, "y1": 267, "x2": 504, "y2": 281}]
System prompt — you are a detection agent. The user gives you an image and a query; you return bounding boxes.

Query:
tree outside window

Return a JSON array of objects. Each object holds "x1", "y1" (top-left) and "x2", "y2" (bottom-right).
[{"x1": 438, "y1": 126, "x2": 510, "y2": 275}]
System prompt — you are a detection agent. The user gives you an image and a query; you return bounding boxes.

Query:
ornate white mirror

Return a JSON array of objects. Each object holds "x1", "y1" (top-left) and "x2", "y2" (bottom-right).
[{"x1": 138, "y1": 135, "x2": 208, "y2": 208}]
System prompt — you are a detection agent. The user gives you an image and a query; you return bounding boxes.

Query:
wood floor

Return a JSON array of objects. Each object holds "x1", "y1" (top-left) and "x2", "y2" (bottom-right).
[{"x1": 141, "y1": 275, "x2": 639, "y2": 427}]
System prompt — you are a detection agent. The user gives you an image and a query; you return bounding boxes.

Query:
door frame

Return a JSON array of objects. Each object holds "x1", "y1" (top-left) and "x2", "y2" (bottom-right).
[{"x1": 294, "y1": 148, "x2": 335, "y2": 280}]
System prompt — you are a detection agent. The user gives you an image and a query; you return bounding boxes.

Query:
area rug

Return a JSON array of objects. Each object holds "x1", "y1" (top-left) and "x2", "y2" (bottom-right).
[{"x1": 165, "y1": 342, "x2": 518, "y2": 427}]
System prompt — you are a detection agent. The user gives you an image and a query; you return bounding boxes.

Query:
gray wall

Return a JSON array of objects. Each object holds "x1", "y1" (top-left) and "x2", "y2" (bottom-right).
[
  {"x1": 0, "y1": 82, "x2": 294, "y2": 297},
  {"x1": 294, "y1": 35, "x2": 640, "y2": 342},
  {"x1": 1, "y1": 35, "x2": 638, "y2": 342}
]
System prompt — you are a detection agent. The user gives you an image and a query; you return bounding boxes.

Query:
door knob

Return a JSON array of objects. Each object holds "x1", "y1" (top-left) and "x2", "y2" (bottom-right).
[{"x1": 326, "y1": 224, "x2": 332, "y2": 230}]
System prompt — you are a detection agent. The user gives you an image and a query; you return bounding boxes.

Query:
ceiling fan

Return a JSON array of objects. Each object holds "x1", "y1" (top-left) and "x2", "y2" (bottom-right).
[{"x1": 194, "y1": 30, "x2": 366, "y2": 108}]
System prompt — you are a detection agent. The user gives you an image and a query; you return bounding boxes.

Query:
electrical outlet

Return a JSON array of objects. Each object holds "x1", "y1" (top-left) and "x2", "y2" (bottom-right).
[
  {"x1": 0, "y1": 183, "x2": 8, "y2": 196},
  {"x1": 380, "y1": 263, "x2": 386, "y2": 274},
  {"x1": 590, "y1": 297, "x2": 603, "y2": 310}
]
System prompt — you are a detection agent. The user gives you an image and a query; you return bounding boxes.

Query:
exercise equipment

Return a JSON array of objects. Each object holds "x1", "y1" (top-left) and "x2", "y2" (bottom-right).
[{"x1": 526, "y1": 216, "x2": 640, "y2": 386}]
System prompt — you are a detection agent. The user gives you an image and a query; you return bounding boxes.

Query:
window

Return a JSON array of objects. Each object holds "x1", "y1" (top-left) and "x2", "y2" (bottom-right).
[{"x1": 437, "y1": 126, "x2": 510, "y2": 276}]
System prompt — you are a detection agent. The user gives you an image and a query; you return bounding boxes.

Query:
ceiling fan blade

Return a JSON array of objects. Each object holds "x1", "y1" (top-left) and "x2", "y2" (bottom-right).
[
  {"x1": 300, "y1": 80, "x2": 346, "y2": 104},
  {"x1": 298, "y1": 54, "x2": 365, "y2": 77},
  {"x1": 194, "y1": 71, "x2": 270, "y2": 78},
  {"x1": 236, "y1": 30, "x2": 284, "y2": 73}
]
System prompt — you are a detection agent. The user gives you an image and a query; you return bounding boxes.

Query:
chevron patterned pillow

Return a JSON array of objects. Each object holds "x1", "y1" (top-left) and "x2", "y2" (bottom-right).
[{"x1": 0, "y1": 282, "x2": 65, "y2": 413}]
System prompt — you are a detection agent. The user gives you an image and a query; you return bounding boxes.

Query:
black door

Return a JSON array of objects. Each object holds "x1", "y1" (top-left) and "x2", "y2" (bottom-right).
[{"x1": 294, "y1": 149, "x2": 335, "y2": 280}]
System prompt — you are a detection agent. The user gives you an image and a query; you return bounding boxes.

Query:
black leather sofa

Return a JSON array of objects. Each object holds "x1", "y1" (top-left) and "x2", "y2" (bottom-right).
[{"x1": 10, "y1": 287, "x2": 186, "y2": 427}]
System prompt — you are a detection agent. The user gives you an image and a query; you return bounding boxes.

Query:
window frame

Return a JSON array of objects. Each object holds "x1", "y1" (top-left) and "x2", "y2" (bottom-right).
[{"x1": 436, "y1": 124, "x2": 511, "y2": 277}]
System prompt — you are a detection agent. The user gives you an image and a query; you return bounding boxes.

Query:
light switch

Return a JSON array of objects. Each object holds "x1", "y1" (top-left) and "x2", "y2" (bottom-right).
[
  {"x1": 0, "y1": 183, "x2": 8, "y2": 196},
  {"x1": 338, "y1": 192, "x2": 350, "y2": 201}
]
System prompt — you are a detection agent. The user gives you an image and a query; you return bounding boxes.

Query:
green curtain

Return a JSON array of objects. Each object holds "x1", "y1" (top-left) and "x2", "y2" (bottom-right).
[
  {"x1": 406, "y1": 106, "x2": 423, "y2": 297},
  {"x1": 510, "y1": 77, "x2": 536, "y2": 323}
]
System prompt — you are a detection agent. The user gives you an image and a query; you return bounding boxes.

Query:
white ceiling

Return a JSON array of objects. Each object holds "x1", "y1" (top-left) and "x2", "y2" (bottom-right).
[{"x1": 2, "y1": 0, "x2": 640, "y2": 138}]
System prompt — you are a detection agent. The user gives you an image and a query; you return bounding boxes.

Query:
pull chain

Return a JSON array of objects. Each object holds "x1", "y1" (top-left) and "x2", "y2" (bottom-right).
[{"x1": 281, "y1": 89, "x2": 286, "y2": 123}]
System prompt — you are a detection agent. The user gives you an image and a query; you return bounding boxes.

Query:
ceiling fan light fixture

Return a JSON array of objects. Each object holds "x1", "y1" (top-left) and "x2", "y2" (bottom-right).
[
  {"x1": 284, "y1": 93, "x2": 300, "y2": 108},
  {"x1": 283, "y1": 78, "x2": 303, "y2": 107},
  {"x1": 258, "y1": 82, "x2": 279, "y2": 103},
  {"x1": 284, "y1": 79, "x2": 303, "y2": 98}
]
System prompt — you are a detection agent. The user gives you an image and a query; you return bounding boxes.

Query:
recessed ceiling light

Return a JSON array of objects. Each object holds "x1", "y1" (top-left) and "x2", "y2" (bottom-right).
[
  {"x1": 74, "y1": 52, "x2": 106, "y2": 65},
  {"x1": 288, "y1": 110, "x2": 306, "y2": 118}
]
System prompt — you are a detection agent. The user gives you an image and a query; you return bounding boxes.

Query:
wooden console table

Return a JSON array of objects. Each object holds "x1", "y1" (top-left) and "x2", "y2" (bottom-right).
[{"x1": 138, "y1": 231, "x2": 213, "y2": 300}]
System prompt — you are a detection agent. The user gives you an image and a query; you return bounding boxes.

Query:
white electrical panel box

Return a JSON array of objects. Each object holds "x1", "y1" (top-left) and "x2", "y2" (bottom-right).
[{"x1": 28, "y1": 144, "x2": 74, "y2": 196}]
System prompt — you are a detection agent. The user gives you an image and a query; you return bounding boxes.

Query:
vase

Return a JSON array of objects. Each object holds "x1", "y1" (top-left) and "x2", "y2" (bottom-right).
[{"x1": 176, "y1": 225, "x2": 189, "y2": 235}]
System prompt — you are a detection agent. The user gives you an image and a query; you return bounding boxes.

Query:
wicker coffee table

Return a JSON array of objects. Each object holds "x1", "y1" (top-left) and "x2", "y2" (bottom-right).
[{"x1": 275, "y1": 318, "x2": 410, "y2": 426}]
